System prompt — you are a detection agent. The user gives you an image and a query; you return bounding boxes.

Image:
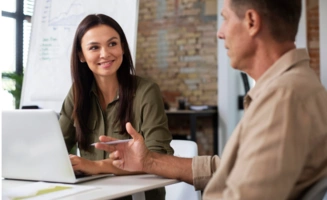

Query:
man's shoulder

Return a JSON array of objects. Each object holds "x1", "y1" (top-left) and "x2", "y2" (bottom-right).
[{"x1": 267, "y1": 65, "x2": 325, "y2": 100}]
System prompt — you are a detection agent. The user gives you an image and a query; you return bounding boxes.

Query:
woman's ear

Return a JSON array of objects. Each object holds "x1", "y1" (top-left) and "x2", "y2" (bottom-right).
[
  {"x1": 78, "y1": 52, "x2": 85, "y2": 63},
  {"x1": 121, "y1": 43, "x2": 125, "y2": 54}
]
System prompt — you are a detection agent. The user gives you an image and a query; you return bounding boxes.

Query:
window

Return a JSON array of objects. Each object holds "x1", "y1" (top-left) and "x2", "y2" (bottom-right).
[
  {"x1": 1, "y1": 17, "x2": 16, "y2": 109},
  {"x1": 1, "y1": 0, "x2": 34, "y2": 110},
  {"x1": 23, "y1": 0, "x2": 34, "y2": 67},
  {"x1": 2, "y1": 1, "x2": 16, "y2": 13}
]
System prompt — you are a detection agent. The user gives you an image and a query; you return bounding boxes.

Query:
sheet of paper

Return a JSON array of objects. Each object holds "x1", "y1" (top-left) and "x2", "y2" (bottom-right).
[
  {"x1": 2, "y1": 182, "x2": 96, "y2": 200},
  {"x1": 189, "y1": 105, "x2": 209, "y2": 111}
]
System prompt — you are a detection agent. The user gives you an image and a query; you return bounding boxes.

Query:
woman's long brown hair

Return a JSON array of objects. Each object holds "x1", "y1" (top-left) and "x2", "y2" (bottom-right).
[{"x1": 70, "y1": 14, "x2": 136, "y2": 151}]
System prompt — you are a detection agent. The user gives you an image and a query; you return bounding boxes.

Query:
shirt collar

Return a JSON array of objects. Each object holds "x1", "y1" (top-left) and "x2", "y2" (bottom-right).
[
  {"x1": 90, "y1": 81, "x2": 120, "y2": 101},
  {"x1": 246, "y1": 48, "x2": 310, "y2": 106}
]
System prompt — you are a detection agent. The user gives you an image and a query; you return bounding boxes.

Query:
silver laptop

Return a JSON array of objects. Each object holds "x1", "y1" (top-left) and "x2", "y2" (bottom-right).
[{"x1": 2, "y1": 109, "x2": 111, "y2": 183}]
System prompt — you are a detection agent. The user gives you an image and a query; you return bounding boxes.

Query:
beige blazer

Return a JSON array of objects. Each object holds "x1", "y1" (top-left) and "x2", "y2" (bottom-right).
[{"x1": 192, "y1": 49, "x2": 327, "y2": 200}]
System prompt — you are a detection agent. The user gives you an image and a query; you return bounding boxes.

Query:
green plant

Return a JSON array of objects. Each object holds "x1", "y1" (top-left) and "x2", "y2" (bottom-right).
[{"x1": 2, "y1": 72, "x2": 24, "y2": 109}]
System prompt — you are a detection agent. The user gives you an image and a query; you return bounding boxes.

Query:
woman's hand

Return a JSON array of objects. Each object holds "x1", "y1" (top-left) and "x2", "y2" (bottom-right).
[
  {"x1": 69, "y1": 155, "x2": 100, "y2": 175},
  {"x1": 69, "y1": 154, "x2": 140, "y2": 175}
]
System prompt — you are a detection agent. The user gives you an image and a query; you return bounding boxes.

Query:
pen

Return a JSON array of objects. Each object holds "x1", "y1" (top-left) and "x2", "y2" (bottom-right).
[{"x1": 90, "y1": 139, "x2": 132, "y2": 146}]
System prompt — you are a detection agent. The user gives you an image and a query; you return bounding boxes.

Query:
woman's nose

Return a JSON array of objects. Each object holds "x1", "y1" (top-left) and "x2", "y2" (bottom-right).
[{"x1": 100, "y1": 47, "x2": 110, "y2": 58}]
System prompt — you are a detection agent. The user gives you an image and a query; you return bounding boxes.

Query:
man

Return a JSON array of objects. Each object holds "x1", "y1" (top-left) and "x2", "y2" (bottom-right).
[{"x1": 95, "y1": 0, "x2": 327, "y2": 199}]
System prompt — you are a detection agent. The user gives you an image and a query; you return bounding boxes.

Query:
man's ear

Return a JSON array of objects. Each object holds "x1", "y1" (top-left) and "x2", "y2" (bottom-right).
[
  {"x1": 78, "y1": 52, "x2": 85, "y2": 63},
  {"x1": 244, "y1": 9, "x2": 261, "y2": 37}
]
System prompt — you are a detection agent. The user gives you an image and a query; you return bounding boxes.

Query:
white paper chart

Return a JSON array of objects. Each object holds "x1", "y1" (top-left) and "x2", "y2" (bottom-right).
[{"x1": 21, "y1": 0, "x2": 139, "y2": 112}]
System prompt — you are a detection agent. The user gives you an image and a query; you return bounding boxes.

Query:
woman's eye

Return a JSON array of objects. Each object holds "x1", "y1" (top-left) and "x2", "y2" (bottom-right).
[
  {"x1": 89, "y1": 46, "x2": 98, "y2": 50},
  {"x1": 109, "y1": 42, "x2": 117, "y2": 47}
]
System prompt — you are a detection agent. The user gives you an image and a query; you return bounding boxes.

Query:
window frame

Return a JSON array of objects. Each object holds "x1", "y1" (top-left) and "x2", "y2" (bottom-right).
[{"x1": 2, "y1": 0, "x2": 32, "y2": 75}]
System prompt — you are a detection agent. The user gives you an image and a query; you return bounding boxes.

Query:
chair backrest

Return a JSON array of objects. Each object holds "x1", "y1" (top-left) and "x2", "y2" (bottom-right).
[
  {"x1": 301, "y1": 177, "x2": 327, "y2": 200},
  {"x1": 165, "y1": 140, "x2": 201, "y2": 200},
  {"x1": 171, "y1": 139, "x2": 198, "y2": 158}
]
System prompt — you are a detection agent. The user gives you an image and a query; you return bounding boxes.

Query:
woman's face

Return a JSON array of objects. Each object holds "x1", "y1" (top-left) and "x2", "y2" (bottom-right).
[{"x1": 79, "y1": 24, "x2": 124, "y2": 80}]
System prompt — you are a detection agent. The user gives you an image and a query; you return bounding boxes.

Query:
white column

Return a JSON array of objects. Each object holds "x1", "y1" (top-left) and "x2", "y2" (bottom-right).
[
  {"x1": 217, "y1": 0, "x2": 241, "y2": 155},
  {"x1": 295, "y1": 0, "x2": 307, "y2": 48},
  {"x1": 320, "y1": 0, "x2": 327, "y2": 89}
]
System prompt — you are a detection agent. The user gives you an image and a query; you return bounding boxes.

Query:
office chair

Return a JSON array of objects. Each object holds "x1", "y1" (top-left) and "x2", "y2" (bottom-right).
[
  {"x1": 165, "y1": 140, "x2": 201, "y2": 200},
  {"x1": 238, "y1": 72, "x2": 251, "y2": 110},
  {"x1": 301, "y1": 177, "x2": 327, "y2": 200}
]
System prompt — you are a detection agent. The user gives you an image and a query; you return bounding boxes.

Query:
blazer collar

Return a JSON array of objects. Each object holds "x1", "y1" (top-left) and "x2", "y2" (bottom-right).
[{"x1": 245, "y1": 48, "x2": 310, "y2": 108}]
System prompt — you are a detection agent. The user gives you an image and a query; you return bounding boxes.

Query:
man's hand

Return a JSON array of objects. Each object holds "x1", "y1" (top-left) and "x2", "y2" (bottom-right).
[
  {"x1": 96, "y1": 122, "x2": 194, "y2": 184},
  {"x1": 95, "y1": 122, "x2": 150, "y2": 172}
]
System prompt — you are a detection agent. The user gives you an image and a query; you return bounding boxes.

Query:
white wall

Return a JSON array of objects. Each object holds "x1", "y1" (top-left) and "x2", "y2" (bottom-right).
[
  {"x1": 216, "y1": 0, "x2": 307, "y2": 155},
  {"x1": 296, "y1": 0, "x2": 307, "y2": 48},
  {"x1": 320, "y1": 0, "x2": 327, "y2": 89},
  {"x1": 217, "y1": 0, "x2": 240, "y2": 155}
]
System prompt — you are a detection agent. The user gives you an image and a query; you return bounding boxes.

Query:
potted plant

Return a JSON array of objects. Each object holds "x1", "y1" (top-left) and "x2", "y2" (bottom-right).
[{"x1": 2, "y1": 72, "x2": 24, "y2": 109}]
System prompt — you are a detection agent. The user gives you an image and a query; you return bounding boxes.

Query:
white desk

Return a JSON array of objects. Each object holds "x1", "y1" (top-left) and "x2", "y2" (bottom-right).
[{"x1": 2, "y1": 174, "x2": 179, "y2": 200}]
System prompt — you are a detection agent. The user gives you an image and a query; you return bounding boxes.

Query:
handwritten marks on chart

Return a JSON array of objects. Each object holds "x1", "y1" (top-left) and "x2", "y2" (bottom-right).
[{"x1": 39, "y1": 37, "x2": 59, "y2": 61}]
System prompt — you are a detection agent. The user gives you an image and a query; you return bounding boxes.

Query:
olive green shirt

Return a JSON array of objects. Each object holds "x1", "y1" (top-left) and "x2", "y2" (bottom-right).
[{"x1": 59, "y1": 76, "x2": 173, "y2": 200}]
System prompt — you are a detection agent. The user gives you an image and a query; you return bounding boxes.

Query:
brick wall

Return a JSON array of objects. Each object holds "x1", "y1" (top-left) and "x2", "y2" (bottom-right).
[
  {"x1": 136, "y1": 0, "x2": 321, "y2": 105},
  {"x1": 167, "y1": 115, "x2": 215, "y2": 155},
  {"x1": 307, "y1": 0, "x2": 320, "y2": 77},
  {"x1": 135, "y1": 0, "x2": 218, "y2": 108}
]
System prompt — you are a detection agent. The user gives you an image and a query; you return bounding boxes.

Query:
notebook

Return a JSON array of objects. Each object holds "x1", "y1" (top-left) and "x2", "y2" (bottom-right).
[{"x1": 2, "y1": 109, "x2": 111, "y2": 183}]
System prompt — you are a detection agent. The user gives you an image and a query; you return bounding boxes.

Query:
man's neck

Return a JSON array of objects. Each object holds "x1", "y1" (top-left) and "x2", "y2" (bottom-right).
[{"x1": 247, "y1": 41, "x2": 296, "y2": 81}]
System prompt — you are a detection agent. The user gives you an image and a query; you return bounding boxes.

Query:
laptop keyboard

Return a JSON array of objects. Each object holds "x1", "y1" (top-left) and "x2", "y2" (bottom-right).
[{"x1": 74, "y1": 170, "x2": 91, "y2": 178}]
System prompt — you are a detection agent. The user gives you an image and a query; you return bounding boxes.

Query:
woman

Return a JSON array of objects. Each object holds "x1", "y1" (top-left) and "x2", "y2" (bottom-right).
[{"x1": 59, "y1": 14, "x2": 173, "y2": 200}]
